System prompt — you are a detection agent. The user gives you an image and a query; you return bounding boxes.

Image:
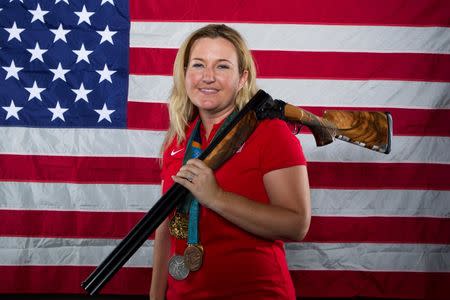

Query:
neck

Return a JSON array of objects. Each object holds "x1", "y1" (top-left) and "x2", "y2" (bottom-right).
[{"x1": 200, "y1": 106, "x2": 235, "y2": 140}]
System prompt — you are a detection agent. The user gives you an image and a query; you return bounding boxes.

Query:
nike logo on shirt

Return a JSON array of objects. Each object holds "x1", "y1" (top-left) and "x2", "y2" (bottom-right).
[{"x1": 171, "y1": 148, "x2": 184, "y2": 156}]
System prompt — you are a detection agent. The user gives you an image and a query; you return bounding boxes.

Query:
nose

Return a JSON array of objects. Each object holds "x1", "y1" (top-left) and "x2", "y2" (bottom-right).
[{"x1": 202, "y1": 66, "x2": 215, "y2": 83}]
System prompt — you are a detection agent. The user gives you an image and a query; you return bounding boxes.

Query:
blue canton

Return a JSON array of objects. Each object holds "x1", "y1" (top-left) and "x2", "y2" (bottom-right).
[{"x1": 0, "y1": 0, "x2": 129, "y2": 128}]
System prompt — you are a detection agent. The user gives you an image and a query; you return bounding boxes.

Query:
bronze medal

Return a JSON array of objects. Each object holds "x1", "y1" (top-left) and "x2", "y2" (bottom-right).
[
  {"x1": 169, "y1": 213, "x2": 188, "y2": 239},
  {"x1": 183, "y1": 244, "x2": 204, "y2": 272}
]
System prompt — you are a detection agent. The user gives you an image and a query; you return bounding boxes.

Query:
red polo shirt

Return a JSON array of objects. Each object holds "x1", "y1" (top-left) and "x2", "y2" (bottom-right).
[{"x1": 160, "y1": 118, "x2": 306, "y2": 300}]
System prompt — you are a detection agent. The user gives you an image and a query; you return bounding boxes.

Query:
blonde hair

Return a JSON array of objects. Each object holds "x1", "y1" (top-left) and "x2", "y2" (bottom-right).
[{"x1": 162, "y1": 24, "x2": 258, "y2": 150}]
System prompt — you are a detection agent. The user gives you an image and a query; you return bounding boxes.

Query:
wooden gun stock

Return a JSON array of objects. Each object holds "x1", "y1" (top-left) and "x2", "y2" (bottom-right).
[{"x1": 283, "y1": 103, "x2": 392, "y2": 154}]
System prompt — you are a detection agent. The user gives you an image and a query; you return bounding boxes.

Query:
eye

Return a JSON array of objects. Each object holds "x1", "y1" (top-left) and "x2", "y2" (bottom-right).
[
  {"x1": 217, "y1": 64, "x2": 230, "y2": 70},
  {"x1": 191, "y1": 62, "x2": 204, "y2": 68}
]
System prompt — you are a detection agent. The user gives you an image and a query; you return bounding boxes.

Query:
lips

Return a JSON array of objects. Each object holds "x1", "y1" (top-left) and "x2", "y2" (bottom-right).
[{"x1": 199, "y1": 88, "x2": 219, "y2": 94}]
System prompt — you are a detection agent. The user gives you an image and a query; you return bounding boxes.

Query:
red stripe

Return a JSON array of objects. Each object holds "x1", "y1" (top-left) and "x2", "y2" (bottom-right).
[
  {"x1": 127, "y1": 101, "x2": 169, "y2": 130},
  {"x1": 129, "y1": 0, "x2": 450, "y2": 26},
  {"x1": 309, "y1": 162, "x2": 450, "y2": 190},
  {"x1": 128, "y1": 101, "x2": 450, "y2": 137},
  {"x1": 0, "y1": 154, "x2": 161, "y2": 184},
  {"x1": 1, "y1": 210, "x2": 449, "y2": 244},
  {"x1": 291, "y1": 270, "x2": 450, "y2": 299},
  {"x1": 1, "y1": 155, "x2": 448, "y2": 190},
  {"x1": 1, "y1": 266, "x2": 449, "y2": 299},
  {"x1": 129, "y1": 48, "x2": 450, "y2": 82}
]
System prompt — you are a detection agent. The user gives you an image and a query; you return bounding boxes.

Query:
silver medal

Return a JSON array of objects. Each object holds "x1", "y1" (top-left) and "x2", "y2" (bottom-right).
[{"x1": 168, "y1": 255, "x2": 189, "y2": 280}]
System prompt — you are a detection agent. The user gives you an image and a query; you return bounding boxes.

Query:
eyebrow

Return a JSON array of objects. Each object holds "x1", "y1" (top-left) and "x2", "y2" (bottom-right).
[{"x1": 190, "y1": 58, "x2": 234, "y2": 64}]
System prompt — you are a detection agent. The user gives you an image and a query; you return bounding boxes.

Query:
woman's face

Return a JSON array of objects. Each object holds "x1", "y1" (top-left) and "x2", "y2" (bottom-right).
[{"x1": 185, "y1": 37, "x2": 248, "y2": 117}]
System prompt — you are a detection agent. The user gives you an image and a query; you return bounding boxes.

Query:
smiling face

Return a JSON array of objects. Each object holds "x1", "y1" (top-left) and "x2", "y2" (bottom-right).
[{"x1": 185, "y1": 37, "x2": 248, "y2": 120}]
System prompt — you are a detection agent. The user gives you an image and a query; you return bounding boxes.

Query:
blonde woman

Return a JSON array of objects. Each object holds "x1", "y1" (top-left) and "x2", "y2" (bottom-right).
[{"x1": 150, "y1": 24, "x2": 311, "y2": 300}]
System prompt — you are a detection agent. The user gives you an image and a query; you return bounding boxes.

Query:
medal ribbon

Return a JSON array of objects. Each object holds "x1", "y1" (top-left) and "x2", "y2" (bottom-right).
[{"x1": 179, "y1": 113, "x2": 236, "y2": 246}]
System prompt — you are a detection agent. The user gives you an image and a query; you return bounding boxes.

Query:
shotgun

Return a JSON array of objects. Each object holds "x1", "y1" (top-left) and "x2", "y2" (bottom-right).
[{"x1": 81, "y1": 89, "x2": 392, "y2": 295}]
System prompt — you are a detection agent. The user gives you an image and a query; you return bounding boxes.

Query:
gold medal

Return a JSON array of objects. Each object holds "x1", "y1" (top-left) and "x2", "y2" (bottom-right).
[
  {"x1": 168, "y1": 213, "x2": 188, "y2": 239},
  {"x1": 183, "y1": 244, "x2": 203, "y2": 272}
]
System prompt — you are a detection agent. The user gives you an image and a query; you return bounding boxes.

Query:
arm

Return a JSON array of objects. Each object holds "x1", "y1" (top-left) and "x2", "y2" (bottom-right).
[
  {"x1": 173, "y1": 160, "x2": 311, "y2": 241},
  {"x1": 149, "y1": 182, "x2": 170, "y2": 300},
  {"x1": 149, "y1": 220, "x2": 170, "y2": 299}
]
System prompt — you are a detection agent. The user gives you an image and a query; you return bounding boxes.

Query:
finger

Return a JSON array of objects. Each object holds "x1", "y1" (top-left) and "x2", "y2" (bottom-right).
[
  {"x1": 172, "y1": 175, "x2": 194, "y2": 186},
  {"x1": 175, "y1": 170, "x2": 196, "y2": 182},
  {"x1": 185, "y1": 158, "x2": 209, "y2": 170}
]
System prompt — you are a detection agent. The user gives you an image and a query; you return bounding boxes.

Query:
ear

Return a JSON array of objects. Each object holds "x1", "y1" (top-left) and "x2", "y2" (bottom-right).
[{"x1": 238, "y1": 70, "x2": 249, "y2": 91}]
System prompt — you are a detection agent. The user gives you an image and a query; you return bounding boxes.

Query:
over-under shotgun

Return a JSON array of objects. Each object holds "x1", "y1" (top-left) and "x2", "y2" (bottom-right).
[{"x1": 82, "y1": 89, "x2": 392, "y2": 295}]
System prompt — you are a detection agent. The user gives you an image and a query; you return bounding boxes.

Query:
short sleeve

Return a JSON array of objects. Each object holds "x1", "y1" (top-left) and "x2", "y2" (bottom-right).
[{"x1": 258, "y1": 119, "x2": 306, "y2": 175}]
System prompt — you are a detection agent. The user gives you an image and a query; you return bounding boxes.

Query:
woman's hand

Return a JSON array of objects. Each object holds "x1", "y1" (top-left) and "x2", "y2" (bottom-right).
[{"x1": 171, "y1": 158, "x2": 223, "y2": 209}]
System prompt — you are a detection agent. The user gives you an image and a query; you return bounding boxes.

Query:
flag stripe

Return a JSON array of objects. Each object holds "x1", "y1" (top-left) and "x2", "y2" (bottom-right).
[
  {"x1": 129, "y1": 75, "x2": 450, "y2": 109},
  {"x1": 290, "y1": 270, "x2": 450, "y2": 299},
  {"x1": 1, "y1": 238, "x2": 449, "y2": 272},
  {"x1": 129, "y1": 0, "x2": 450, "y2": 26},
  {"x1": 303, "y1": 216, "x2": 450, "y2": 244},
  {"x1": 130, "y1": 22, "x2": 450, "y2": 54},
  {"x1": 1, "y1": 266, "x2": 449, "y2": 298},
  {"x1": 1, "y1": 210, "x2": 449, "y2": 244},
  {"x1": 129, "y1": 48, "x2": 450, "y2": 82},
  {"x1": 3, "y1": 127, "x2": 449, "y2": 163},
  {"x1": 2, "y1": 182, "x2": 449, "y2": 218},
  {"x1": 2, "y1": 154, "x2": 449, "y2": 189},
  {"x1": 308, "y1": 162, "x2": 450, "y2": 190},
  {"x1": 127, "y1": 101, "x2": 450, "y2": 137}
]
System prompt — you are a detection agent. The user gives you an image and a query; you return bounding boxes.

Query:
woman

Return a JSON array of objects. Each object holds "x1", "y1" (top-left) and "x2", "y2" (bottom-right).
[{"x1": 150, "y1": 24, "x2": 311, "y2": 300}]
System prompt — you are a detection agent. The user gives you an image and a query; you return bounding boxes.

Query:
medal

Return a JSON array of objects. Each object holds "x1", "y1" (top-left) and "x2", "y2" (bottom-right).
[
  {"x1": 184, "y1": 244, "x2": 203, "y2": 272},
  {"x1": 169, "y1": 213, "x2": 188, "y2": 239},
  {"x1": 168, "y1": 255, "x2": 189, "y2": 280}
]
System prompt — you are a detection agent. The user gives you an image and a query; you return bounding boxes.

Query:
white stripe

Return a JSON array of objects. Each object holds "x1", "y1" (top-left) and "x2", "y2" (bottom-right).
[
  {"x1": 285, "y1": 242, "x2": 450, "y2": 272},
  {"x1": 130, "y1": 22, "x2": 450, "y2": 54},
  {"x1": 0, "y1": 127, "x2": 164, "y2": 158},
  {"x1": 129, "y1": 75, "x2": 450, "y2": 109},
  {"x1": 1, "y1": 127, "x2": 448, "y2": 164},
  {"x1": 0, "y1": 237, "x2": 152, "y2": 267},
  {"x1": 2, "y1": 182, "x2": 449, "y2": 218},
  {"x1": 0, "y1": 182, "x2": 161, "y2": 212},
  {"x1": 301, "y1": 134, "x2": 450, "y2": 164},
  {"x1": 1, "y1": 237, "x2": 448, "y2": 272}
]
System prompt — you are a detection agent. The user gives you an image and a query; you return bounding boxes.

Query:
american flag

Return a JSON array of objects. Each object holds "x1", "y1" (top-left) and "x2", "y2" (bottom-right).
[{"x1": 1, "y1": 0, "x2": 449, "y2": 298}]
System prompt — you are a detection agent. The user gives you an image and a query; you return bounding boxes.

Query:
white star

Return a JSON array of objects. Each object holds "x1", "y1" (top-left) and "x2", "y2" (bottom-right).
[
  {"x1": 25, "y1": 81, "x2": 45, "y2": 101},
  {"x1": 51, "y1": 24, "x2": 70, "y2": 43},
  {"x1": 96, "y1": 64, "x2": 116, "y2": 83},
  {"x1": 48, "y1": 101, "x2": 69, "y2": 121},
  {"x1": 5, "y1": 22, "x2": 25, "y2": 42},
  {"x1": 55, "y1": 0, "x2": 69, "y2": 4},
  {"x1": 29, "y1": 4, "x2": 49, "y2": 23},
  {"x1": 75, "y1": 5, "x2": 95, "y2": 25},
  {"x1": 95, "y1": 103, "x2": 115, "y2": 123},
  {"x1": 50, "y1": 63, "x2": 70, "y2": 82},
  {"x1": 2, "y1": 100, "x2": 23, "y2": 120},
  {"x1": 97, "y1": 25, "x2": 117, "y2": 45},
  {"x1": 9, "y1": 0, "x2": 24, "y2": 3},
  {"x1": 101, "y1": 0, "x2": 114, "y2": 5},
  {"x1": 2, "y1": 60, "x2": 23, "y2": 80},
  {"x1": 72, "y1": 83, "x2": 92, "y2": 102},
  {"x1": 73, "y1": 43, "x2": 93, "y2": 64},
  {"x1": 27, "y1": 42, "x2": 48, "y2": 62}
]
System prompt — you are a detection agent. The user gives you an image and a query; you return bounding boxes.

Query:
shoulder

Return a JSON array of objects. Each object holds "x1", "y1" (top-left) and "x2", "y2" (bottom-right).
[
  {"x1": 252, "y1": 118, "x2": 307, "y2": 173},
  {"x1": 253, "y1": 118, "x2": 298, "y2": 145}
]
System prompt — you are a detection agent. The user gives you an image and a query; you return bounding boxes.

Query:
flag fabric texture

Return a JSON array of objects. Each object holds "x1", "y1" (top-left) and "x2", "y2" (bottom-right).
[{"x1": 0, "y1": 0, "x2": 449, "y2": 298}]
